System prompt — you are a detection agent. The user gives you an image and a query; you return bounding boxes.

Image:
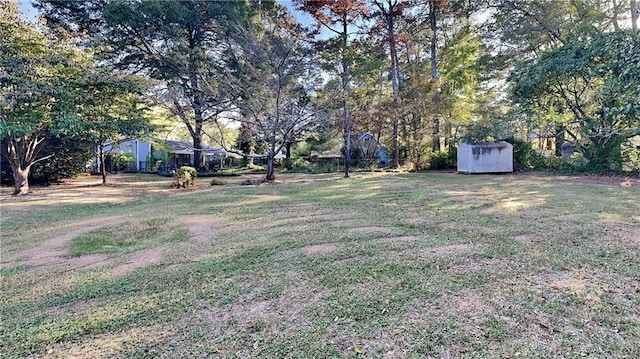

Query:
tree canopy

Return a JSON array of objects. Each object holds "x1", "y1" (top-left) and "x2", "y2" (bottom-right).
[
  {"x1": 1, "y1": 2, "x2": 89, "y2": 194},
  {"x1": 2, "y1": 0, "x2": 637, "y2": 187}
]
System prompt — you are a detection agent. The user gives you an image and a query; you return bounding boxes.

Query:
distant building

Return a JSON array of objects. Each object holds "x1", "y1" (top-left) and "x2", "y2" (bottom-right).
[
  {"x1": 457, "y1": 142, "x2": 513, "y2": 173},
  {"x1": 95, "y1": 139, "x2": 230, "y2": 173},
  {"x1": 355, "y1": 132, "x2": 389, "y2": 166}
]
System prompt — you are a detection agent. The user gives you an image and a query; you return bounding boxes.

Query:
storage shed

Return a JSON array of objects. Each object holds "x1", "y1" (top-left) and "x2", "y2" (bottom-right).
[{"x1": 457, "y1": 142, "x2": 513, "y2": 174}]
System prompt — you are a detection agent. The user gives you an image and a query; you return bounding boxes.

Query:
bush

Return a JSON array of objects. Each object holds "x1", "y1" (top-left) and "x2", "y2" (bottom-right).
[
  {"x1": 283, "y1": 157, "x2": 311, "y2": 172},
  {"x1": 172, "y1": 166, "x2": 197, "y2": 188},
  {"x1": 210, "y1": 178, "x2": 226, "y2": 186},
  {"x1": 111, "y1": 152, "x2": 136, "y2": 172},
  {"x1": 427, "y1": 148, "x2": 457, "y2": 170},
  {"x1": 504, "y1": 138, "x2": 545, "y2": 170}
]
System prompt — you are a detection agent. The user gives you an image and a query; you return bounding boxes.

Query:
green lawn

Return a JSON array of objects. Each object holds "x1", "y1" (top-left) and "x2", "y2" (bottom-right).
[{"x1": 1, "y1": 172, "x2": 639, "y2": 358}]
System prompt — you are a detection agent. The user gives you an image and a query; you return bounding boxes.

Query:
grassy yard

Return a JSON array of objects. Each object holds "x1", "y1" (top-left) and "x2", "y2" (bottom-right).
[{"x1": 1, "y1": 172, "x2": 639, "y2": 358}]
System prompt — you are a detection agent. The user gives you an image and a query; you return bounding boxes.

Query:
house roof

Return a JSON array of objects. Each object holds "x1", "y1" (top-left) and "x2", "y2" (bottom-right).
[{"x1": 161, "y1": 140, "x2": 226, "y2": 155}]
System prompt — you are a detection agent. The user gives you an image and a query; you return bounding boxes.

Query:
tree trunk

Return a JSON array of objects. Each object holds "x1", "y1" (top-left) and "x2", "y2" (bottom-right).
[
  {"x1": 285, "y1": 142, "x2": 292, "y2": 160},
  {"x1": 386, "y1": 11, "x2": 400, "y2": 168},
  {"x1": 189, "y1": 53, "x2": 204, "y2": 170},
  {"x1": 248, "y1": 145, "x2": 255, "y2": 167},
  {"x1": 443, "y1": 120, "x2": 452, "y2": 150},
  {"x1": 632, "y1": 0, "x2": 638, "y2": 32},
  {"x1": 99, "y1": 143, "x2": 107, "y2": 185},
  {"x1": 192, "y1": 132, "x2": 202, "y2": 169},
  {"x1": 429, "y1": 1, "x2": 438, "y2": 81},
  {"x1": 12, "y1": 165, "x2": 31, "y2": 196},
  {"x1": 342, "y1": 14, "x2": 351, "y2": 178},
  {"x1": 265, "y1": 146, "x2": 276, "y2": 182},
  {"x1": 4, "y1": 134, "x2": 50, "y2": 196},
  {"x1": 264, "y1": 155, "x2": 275, "y2": 181},
  {"x1": 429, "y1": 0, "x2": 440, "y2": 153},
  {"x1": 611, "y1": 0, "x2": 620, "y2": 30},
  {"x1": 555, "y1": 124, "x2": 565, "y2": 156},
  {"x1": 432, "y1": 119, "x2": 441, "y2": 152}
]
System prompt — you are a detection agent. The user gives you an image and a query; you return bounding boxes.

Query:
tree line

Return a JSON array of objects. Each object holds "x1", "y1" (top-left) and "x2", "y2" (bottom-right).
[{"x1": 2, "y1": 0, "x2": 639, "y2": 195}]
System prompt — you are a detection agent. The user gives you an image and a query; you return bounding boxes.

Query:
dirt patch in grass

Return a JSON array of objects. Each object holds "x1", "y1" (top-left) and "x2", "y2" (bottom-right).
[
  {"x1": 598, "y1": 219, "x2": 640, "y2": 245},
  {"x1": 419, "y1": 243, "x2": 474, "y2": 257},
  {"x1": 627, "y1": 227, "x2": 640, "y2": 244},
  {"x1": 525, "y1": 173, "x2": 640, "y2": 188},
  {"x1": 454, "y1": 289, "x2": 491, "y2": 314},
  {"x1": 2, "y1": 215, "x2": 128, "y2": 270},
  {"x1": 446, "y1": 195, "x2": 472, "y2": 202},
  {"x1": 514, "y1": 234, "x2": 538, "y2": 244},
  {"x1": 40, "y1": 323, "x2": 171, "y2": 359},
  {"x1": 181, "y1": 215, "x2": 219, "y2": 243},
  {"x1": 550, "y1": 278, "x2": 589, "y2": 295},
  {"x1": 300, "y1": 243, "x2": 338, "y2": 256},
  {"x1": 440, "y1": 222, "x2": 496, "y2": 234},
  {"x1": 106, "y1": 246, "x2": 166, "y2": 277},
  {"x1": 376, "y1": 235, "x2": 419, "y2": 243},
  {"x1": 538, "y1": 271, "x2": 606, "y2": 305}
]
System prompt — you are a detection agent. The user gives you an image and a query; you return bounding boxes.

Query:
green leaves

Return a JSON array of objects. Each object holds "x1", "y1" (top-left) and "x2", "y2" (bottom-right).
[{"x1": 509, "y1": 30, "x2": 640, "y2": 170}]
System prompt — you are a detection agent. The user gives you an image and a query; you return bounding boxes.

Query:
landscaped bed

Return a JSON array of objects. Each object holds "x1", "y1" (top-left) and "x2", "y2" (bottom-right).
[{"x1": 1, "y1": 172, "x2": 639, "y2": 358}]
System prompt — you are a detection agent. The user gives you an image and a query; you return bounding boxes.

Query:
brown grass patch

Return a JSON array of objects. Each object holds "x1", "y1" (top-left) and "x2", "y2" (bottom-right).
[
  {"x1": 181, "y1": 215, "x2": 219, "y2": 243},
  {"x1": 37, "y1": 324, "x2": 171, "y2": 359},
  {"x1": 2, "y1": 215, "x2": 129, "y2": 270},
  {"x1": 454, "y1": 289, "x2": 492, "y2": 316},
  {"x1": 375, "y1": 235, "x2": 419, "y2": 243},
  {"x1": 419, "y1": 243, "x2": 474, "y2": 257},
  {"x1": 300, "y1": 243, "x2": 338, "y2": 256},
  {"x1": 440, "y1": 222, "x2": 496, "y2": 234},
  {"x1": 514, "y1": 234, "x2": 538, "y2": 244},
  {"x1": 598, "y1": 219, "x2": 640, "y2": 245},
  {"x1": 537, "y1": 271, "x2": 607, "y2": 307},
  {"x1": 106, "y1": 246, "x2": 166, "y2": 277}
]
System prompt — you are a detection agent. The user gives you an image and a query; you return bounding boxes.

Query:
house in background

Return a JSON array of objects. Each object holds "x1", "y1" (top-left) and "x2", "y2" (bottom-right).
[
  {"x1": 354, "y1": 132, "x2": 389, "y2": 166},
  {"x1": 94, "y1": 139, "x2": 230, "y2": 173},
  {"x1": 161, "y1": 140, "x2": 228, "y2": 171},
  {"x1": 96, "y1": 138, "x2": 152, "y2": 173},
  {"x1": 307, "y1": 132, "x2": 389, "y2": 167}
]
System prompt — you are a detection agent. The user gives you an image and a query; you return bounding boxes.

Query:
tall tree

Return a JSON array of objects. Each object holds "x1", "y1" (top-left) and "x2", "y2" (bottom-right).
[
  {"x1": 81, "y1": 70, "x2": 152, "y2": 185},
  {"x1": 510, "y1": 30, "x2": 640, "y2": 170},
  {"x1": 0, "y1": 2, "x2": 86, "y2": 195},
  {"x1": 37, "y1": 0, "x2": 252, "y2": 170},
  {"x1": 427, "y1": 0, "x2": 450, "y2": 152},
  {"x1": 297, "y1": 0, "x2": 368, "y2": 178},
  {"x1": 371, "y1": 0, "x2": 406, "y2": 167},
  {"x1": 482, "y1": 0, "x2": 628, "y2": 154},
  {"x1": 632, "y1": 0, "x2": 639, "y2": 31},
  {"x1": 227, "y1": 14, "x2": 324, "y2": 182}
]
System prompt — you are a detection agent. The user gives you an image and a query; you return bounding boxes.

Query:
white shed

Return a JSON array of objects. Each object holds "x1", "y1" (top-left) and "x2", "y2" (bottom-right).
[{"x1": 457, "y1": 142, "x2": 513, "y2": 174}]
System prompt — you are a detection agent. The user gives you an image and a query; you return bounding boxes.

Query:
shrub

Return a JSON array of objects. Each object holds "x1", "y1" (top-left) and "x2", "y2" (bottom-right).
[
  {"x1": 504, "y1": 138, "x2": 545, "y2": 170},
  {"x1": 427, "y1": 148, "x2": 457, "y2": 170},
  {"x1": 283, "y1": 157, "x2": 311, "y2": 172},
  {"x1": 173, "y1": 166, "x2": 197, "y2": 188},
  {"x1": 210, "y1": 178, "x2": 226, "y2": 186},
  {"x1": 107, "y1": 152, "x2": 137, "y2": 172}
]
